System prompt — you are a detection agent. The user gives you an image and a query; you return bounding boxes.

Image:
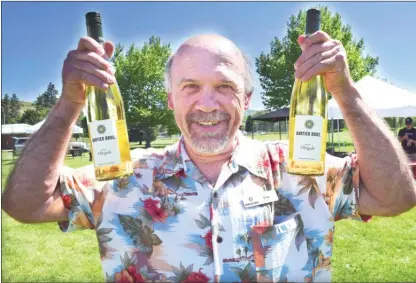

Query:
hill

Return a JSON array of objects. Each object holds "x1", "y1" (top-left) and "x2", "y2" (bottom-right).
[{"x1": 20, "y1": 101, "x2": 35, "y2": 114}]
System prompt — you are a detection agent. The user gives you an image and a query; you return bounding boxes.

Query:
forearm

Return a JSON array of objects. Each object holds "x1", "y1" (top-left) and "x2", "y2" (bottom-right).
[
  {"x1": 335, "y1": 85, "x2": 416, "y2": 215},
  {"x1": 2, "y1": 98, "x2": 84, "y2": 220}
]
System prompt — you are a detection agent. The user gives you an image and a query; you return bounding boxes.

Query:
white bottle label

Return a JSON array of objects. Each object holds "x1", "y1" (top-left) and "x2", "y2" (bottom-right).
[
  {"x1": 293, "y1": 115, "x2": 323, "y2": 162},
  {"x1": 89, "y1": 119, "x2": 121, "y2": 167}
]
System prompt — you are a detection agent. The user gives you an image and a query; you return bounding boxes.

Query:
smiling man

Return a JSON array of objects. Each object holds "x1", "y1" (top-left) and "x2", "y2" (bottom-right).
[{"x1": 3, "y1": 31, "x2": 416, "y2": 282}]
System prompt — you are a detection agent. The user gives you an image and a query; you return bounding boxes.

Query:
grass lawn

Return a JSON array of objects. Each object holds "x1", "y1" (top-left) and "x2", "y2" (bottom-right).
[{"x1": 2, "y1": 132, "x2": 415, "y2": 282}]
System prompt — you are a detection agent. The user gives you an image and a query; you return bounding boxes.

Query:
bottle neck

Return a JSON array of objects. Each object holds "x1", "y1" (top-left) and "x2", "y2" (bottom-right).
[{"x1": 87, "y1": 24, "x2": 104, "y2": 44}]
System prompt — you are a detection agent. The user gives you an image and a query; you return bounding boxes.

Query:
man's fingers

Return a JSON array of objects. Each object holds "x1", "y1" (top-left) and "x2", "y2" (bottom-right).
[
  {"x1": 72, "y1": 51, "x2": 111, "y2": 71},
  {"x1": 77, "y1": 36, "x2": 105, "y2": 56},
  {"x1": 67, "y1": 69, "x2": 109, "y2": 90},
  {"x1": 295, "y1": 45, "x2": 342, "y2": 79},
  {"x1": 294, "y1": 40, "x2": 341, "y2": 70},
  {"x1": 299, "y1": 52, "x2": 346, "y2": 82},
  {"x1": 302, "y1": 31, "x2": 332, "y2": 49},
  {"x1": 71, "y1": 60, "x2": 115, "y2": 85}
]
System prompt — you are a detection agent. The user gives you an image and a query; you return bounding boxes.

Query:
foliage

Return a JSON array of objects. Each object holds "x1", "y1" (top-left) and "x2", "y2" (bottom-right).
[
  {"x1": 255, "y1": 5, "x2": 379, "y2": 110},
  {"x1": 8, "y1": 94, "x2": 21, "y2": 124},
  {"x1": 18, "y1": 109, "x2": 43, "y2": 125},
  {"x1": 245, "y1": 115, "x2": 253, "y2": 132},
  {"x1": 1, "y1": 94, "x2": 10, "y2": 124},
  {"x1": 112, "y1": 36, "x2": 173, "y2": 147},
  {"x1": 34, "y1": 82, "x2": 58, "y2": 110}
]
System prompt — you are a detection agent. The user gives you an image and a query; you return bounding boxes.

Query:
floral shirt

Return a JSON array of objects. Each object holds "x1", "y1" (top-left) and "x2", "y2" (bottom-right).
[{"x1": 58, "y1": 132, "x2": 370, "y2": 283}]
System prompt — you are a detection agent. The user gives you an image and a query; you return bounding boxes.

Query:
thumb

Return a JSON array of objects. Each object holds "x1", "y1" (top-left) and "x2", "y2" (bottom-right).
[{"x1": 104, "y1": 41, "x2": 115, "y2": 58}]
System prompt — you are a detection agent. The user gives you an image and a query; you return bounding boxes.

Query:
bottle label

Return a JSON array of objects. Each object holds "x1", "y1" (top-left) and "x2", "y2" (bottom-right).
[
  {"x1": 293, "y1": 115, "x2": 323, "y2": 162},
  {"x1": 89, "y1": 119, "x2": 121, "y2": 167}
]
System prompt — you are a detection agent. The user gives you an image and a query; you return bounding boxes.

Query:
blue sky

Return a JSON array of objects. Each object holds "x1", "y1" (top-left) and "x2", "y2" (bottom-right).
[{"x1": 2, "y1": 1, "x2": 416, "y2": 110}]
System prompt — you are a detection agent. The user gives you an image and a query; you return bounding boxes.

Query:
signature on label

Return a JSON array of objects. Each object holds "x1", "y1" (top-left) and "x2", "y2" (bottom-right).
[{"x1": 301, "y1": 144, "x2": 315, "y2": 151}]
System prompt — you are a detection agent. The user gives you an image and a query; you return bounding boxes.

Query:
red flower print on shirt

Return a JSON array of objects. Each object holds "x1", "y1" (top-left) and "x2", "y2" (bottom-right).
[
  {"x1": 175, "y1": 169, "x2": 186, "y2": 178},
  {"x1": 182, "y1": 268, "x2": 210, "y2": 283},
  {"x1": 143, "y1": 198, "x2": 168, "y2": 223},
  {"x1": 203, "y1": 230, "x2": 213, "y2": 250},
  {"x1": 62, "y1": 195, "x2": 72, "y2": 208}
]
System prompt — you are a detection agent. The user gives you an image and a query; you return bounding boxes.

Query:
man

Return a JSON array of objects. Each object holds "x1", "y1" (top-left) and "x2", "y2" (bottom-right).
[
  {"x1": 2, "y1": 31, "x2": 415, "y2": 282},
  {"x1": 398, "y1": 117, "x2": 416, "y2": 160}
]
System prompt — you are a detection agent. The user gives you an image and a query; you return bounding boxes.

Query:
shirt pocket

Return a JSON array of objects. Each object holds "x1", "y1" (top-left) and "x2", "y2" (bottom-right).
[{"x1": 250, "y1": 212, "x2": 302, "y2": 282}]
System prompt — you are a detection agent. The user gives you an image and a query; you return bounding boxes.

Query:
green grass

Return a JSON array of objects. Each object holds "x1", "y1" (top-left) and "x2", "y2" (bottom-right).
[{"x1": 1, "y1": 133, "x2": 415, "y2": 282}]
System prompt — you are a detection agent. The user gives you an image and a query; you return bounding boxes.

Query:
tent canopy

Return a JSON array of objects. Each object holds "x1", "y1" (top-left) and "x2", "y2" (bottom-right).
[
  {"x1": 2, "y1": 124, "x2": 31, "y2": 135},
  {"x1": 328, "y1": 75, "x2": 416, "y2": 119},
  {"x1": 251, "y1": 76, "x2": 416, "y2": 122},
  {"x1": 252, "y1": 108, "x2": 289, "y2": 122},
  {"x1": 26, "y1": 119, "x2": 84, "y2": 134}
]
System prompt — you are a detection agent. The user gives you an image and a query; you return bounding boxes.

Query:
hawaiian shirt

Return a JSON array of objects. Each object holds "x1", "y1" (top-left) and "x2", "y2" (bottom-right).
[{"x1": 58, "y1": 131, "x2": 370, "y2": 283}]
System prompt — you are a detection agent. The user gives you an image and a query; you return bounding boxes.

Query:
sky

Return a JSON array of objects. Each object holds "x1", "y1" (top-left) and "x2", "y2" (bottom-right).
[{"x1": 2, "y1": 1, "x2": 416, "y2": 111}]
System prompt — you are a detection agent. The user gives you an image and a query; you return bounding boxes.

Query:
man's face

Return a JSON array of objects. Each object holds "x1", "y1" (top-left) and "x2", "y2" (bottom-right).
[
  {"x1": 168, "y1": 42, "x2": 251, "y2": 155},
  {"x1": 406, "y1": 123, "x2": 413, "y2": 129}
]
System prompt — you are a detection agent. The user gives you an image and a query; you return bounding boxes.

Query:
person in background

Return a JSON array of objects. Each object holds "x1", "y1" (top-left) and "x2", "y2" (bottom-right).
[{"x1": 398, "y1": 117, "x2": 416, "y2": 160}]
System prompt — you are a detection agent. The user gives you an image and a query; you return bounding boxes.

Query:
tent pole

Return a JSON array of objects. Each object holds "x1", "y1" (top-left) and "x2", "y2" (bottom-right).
[
  {"x1": 331, "y1": 118, "x2": 334, "y2": 154},
  {"x1": 279, "y1": 121, "x2": 281, "y2": 140},
  {"x1": 252, "y1": 121, "x2": 254, "y2": 140},
  {"x1": 286, "y1": 117, "x2": 288, "y2": 140},
  {"x1": 394, "y1": 117, "x2": 397, "y2": 136},
  {"x1": 337, "y1": 119, "x2": 340, "y2": 153}
]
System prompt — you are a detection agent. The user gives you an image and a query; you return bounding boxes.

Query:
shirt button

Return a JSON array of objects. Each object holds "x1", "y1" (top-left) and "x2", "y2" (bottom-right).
[
  {"x1": 216, "y1": 236, "x2": 223, "y2": 243},
  {"x1": 213, "y1": 192, "x2": 218, "y2": 198}
]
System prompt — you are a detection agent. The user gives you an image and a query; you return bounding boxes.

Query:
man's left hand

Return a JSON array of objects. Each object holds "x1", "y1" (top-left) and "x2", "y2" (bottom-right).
[{"x1": 294, "y1": 31, "x2": 353, "y2": 98}]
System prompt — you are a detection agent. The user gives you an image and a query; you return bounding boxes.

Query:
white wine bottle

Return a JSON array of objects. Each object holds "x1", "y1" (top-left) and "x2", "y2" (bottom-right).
[
  {"x1": 85, "y1": 12, "x2": 133, "y2": 181},
  {"x1": 288, "y1": 8, "x2": 328, "y2": 176}
]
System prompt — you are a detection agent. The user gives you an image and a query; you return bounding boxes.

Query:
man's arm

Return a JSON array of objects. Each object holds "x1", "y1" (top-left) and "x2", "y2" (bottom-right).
[
  {"x1": 294, "y1": 31, "x2": 416, "y2": 217},
  {"x1": 336, "y1": 86, "x2": 416, "y2": 216},
  {"x1": 397, "y1": 129, "x2": 407, "y2": 142},
  {"x1": 2, "y1": 37, "x2": 115, "y2": 223},
  {"x1": 2, "y1": 99, "x2": 83, "y2": 223}
]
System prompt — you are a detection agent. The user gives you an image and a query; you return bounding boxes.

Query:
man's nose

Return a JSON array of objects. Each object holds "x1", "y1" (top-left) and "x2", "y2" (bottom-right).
[{"x1": 195, "y1": 87, "x2": 219, "y2": 112}]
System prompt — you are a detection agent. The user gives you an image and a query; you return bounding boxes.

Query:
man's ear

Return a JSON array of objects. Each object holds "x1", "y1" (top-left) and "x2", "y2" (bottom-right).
[
  {"x1": 168, "y1": 92, "x2": 174, "y2": 110},
  {"x1": 244, "y1": 92, "x2": 253, "y2": 110}
]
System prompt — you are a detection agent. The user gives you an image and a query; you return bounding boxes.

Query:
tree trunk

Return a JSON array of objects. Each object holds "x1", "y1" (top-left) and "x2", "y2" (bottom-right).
[{"x1": 145, "y1": 139, "x2": 151, "y2": 148}]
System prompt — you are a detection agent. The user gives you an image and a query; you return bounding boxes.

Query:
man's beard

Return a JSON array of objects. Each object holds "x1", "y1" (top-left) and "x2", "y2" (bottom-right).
[{"x1": 186, "y1": 111, "x2": 232, "y2": 154}]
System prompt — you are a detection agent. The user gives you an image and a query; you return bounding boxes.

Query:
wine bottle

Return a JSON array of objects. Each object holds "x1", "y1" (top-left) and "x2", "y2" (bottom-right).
[
  {"x1": 85, "y1": 11, "x2": 133, "y2": 181},
  {"x1": 287, "y1": 8, "x2": 328, "y2": 176}
]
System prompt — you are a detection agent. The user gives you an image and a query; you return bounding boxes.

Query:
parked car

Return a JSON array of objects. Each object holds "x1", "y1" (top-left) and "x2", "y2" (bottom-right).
[
  {"x1": 67, "y1": 141, "x2": 90, "y2": 157},
  {"x1": 13, "y1": 137, "x2": 29, "y2": 156}
]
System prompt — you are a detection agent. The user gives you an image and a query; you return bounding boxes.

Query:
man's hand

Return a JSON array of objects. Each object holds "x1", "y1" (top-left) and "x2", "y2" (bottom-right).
[
  {"x1": 61, "y1": 37, "x2": 115, "y2": 105},
  {"x1": 294, "y1": 31, "x2": 353, "y2": 99}
]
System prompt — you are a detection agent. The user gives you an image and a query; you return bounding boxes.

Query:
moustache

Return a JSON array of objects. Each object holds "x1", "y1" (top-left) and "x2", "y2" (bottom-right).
[{"x1": 186, "y1": 111, "x2": 230, "y2": 123}]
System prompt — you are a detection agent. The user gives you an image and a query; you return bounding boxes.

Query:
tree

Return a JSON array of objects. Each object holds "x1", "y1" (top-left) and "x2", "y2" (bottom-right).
[
  {"x1": 245, "y1": 115, "x2": 253, "y2": 132},
  {"x1": 8, "y1": 94, "x2": 21, "y2": 124},
  {"x1": 256, "y1": 5, "x2": 379, "y2": 110},
  {"x1": 35, "y1": 82, "x2": 59, "y2": 110},
  {"x1": 1, "y1": 94, "x2": 10, "y2": 124},
  {"x1": 19, "y1": 109, "x2": 43, "y2": 125},
  {"x1": 112, "y1": 36, "x2": 173, "y2": 148}
]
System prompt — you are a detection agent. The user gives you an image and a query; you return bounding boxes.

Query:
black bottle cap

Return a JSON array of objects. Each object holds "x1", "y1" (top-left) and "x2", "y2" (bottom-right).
[
  {"x1": 305, "y1": 8, "x2": 321, "y2": 35},
  {"x1": 86, "y1": 11, "x2": 102, "y2": 26}
]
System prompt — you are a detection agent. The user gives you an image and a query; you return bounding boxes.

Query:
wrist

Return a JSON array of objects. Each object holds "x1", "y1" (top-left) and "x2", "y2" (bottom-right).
[
  {"x1": 331, "y1": 82, "x2": 362, "y2": 111},
  {"x1": 51, "y1": 97, "x2": 84, "y2": 126}
]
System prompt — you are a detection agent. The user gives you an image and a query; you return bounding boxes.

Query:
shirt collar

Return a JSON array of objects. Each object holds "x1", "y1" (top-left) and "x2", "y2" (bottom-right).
[{"x1": 156, "y1": 131, "x2": 269, "y2": 181}]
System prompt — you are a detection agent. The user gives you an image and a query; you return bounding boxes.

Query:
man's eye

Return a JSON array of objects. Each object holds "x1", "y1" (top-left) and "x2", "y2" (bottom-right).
[
  {"x1": 184, "y1": 84, "x2": 199, "y2": 90},
  {"x1": 218, "y1": 84, "x2": 234, "y2": 91}
]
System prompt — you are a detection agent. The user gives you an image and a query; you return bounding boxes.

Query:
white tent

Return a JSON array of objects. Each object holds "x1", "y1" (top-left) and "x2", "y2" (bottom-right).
[
  {"x1": 26, "y1": 119, "x2": 84, "y2": 134},
  {"x1": 328, "y1": 75, "x2": 416, "y2": 119},
  {"x1": 2, "y1": 124, "x2": 31, "y2": 135},
  {"x1": 327, "y1": 75, "x2": 416, "y2": 155}
]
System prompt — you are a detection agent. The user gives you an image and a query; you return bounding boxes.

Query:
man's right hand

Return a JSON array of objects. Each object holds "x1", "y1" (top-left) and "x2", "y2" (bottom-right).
[{"x1": 61, "y1": 36, "x2": 116, "y2": 105}]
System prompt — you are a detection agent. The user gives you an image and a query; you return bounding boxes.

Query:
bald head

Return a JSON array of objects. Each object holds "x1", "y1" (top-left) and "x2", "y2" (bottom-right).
[{"x1": 164, "y1": 34, "x2": 254, "y2": 95}]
